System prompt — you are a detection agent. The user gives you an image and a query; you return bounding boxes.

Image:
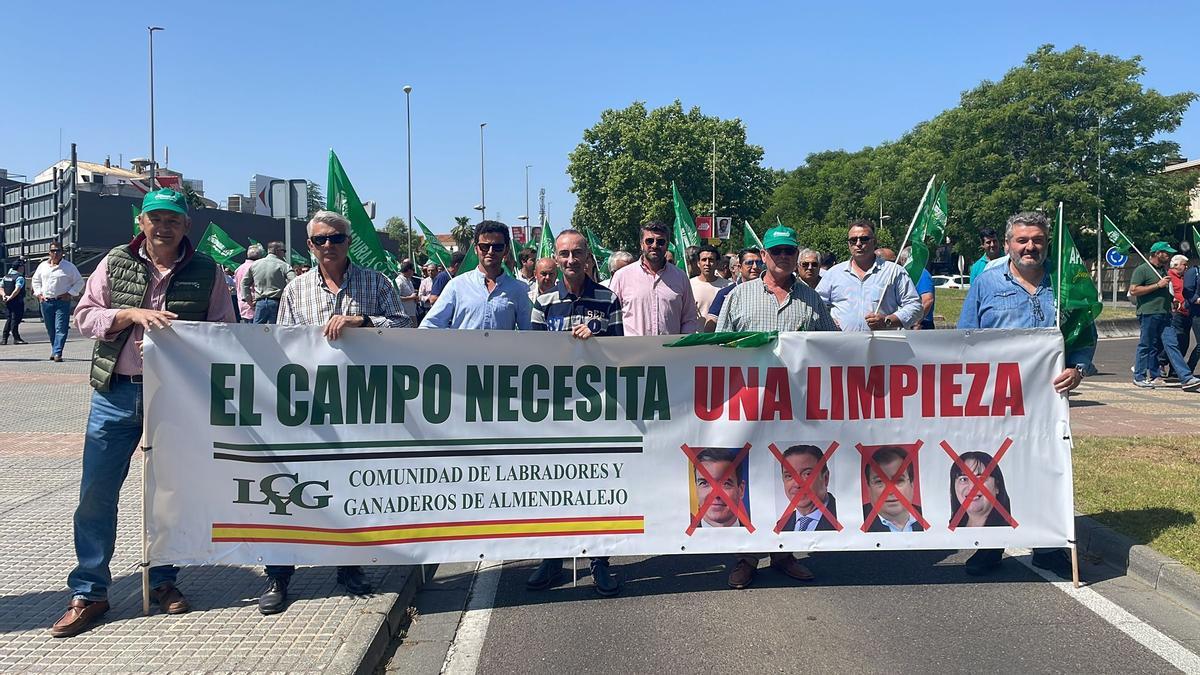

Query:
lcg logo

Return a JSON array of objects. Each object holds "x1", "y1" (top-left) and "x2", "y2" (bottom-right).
[{"x1": 233, "y1": 473, "x2": 332, "y2": 516}]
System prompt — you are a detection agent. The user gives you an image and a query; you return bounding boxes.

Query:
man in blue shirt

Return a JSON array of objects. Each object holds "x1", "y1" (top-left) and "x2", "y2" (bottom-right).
[
  {"x1": 428, "y1": 252, "x2": 465, "y2": 306},
  {"x1": 420, "y1": 222, "x2": 531, "y2": 330},
  {"x1": 957, "y1": 210, "x2": 1093, "y2": 578},
  {"x1": 968, "y1": 227, "x2": 1003, "y2": 283},
  {"x1": 816, "y1": 219, "x2": 921, "y2": 331},
  {"x1": 703, "y1": 247, "x2": 762, "y2": 332},
  {"x1": 915, "y1": 268, "x2": 936, "y2": 329},
  {"x1": 526, "y1": 229, "x2": 623, "y2": 596},
  {"x1": 2, "y1": 259, "x2": 28, "y2": 345}
]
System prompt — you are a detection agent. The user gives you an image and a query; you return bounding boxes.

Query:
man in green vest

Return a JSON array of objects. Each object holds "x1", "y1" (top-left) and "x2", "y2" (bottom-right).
[{"x1": 49, "y1": 189, "x2": 236, "y2": 638}]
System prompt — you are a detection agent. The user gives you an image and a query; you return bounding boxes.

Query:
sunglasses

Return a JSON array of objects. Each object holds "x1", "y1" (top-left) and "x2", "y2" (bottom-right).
[
  {"x1": 848, "y1": 236, "x2": 873, "y2": 244},
  {"x1": 49, "y1": 249, "x2": 63, "y2": 254},
  {"x1": 743, "y1": 260, "x2": 764, "y2": 268},
  {"x1": 477, "y1": 242, "x2": 508, "y2": 253},
  {"x1": 643, "y1": 237, "x2": 668, "y2": 247},
  {"x1": 309, "y1": 233, "x2": 348, "y2": 246},
  {"x1": 800, "y1": 262, "x2": 820, "y2": 269},
  {"x1": 767, "y1": 246, "x2": 798, "y2": 256}
]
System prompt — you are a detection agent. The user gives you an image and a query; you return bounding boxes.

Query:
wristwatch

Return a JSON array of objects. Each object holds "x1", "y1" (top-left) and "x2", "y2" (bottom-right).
[
  {"x1": 883, "y1": 315, "x2": 897, "y2": 329},
  {"x1": 1073, "y1": 364, "x2": 1087, "y2": 379}
]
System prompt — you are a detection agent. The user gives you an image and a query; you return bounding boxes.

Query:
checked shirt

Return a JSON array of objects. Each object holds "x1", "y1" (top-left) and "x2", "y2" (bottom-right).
[
  {"x1": 715, "y1": 277, "x2": 836, "y2": 332},
  {"x1": 278, "y1": 263, "x2": 412, "y2": 328}
]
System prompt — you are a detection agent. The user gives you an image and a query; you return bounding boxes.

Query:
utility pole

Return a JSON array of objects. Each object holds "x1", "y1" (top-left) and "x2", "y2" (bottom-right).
[
  {"x1": 147, "y1": 26, "x2": 165, "y2": 189},
  {"x1": 711, "y1": 139, "x2": 717, "y2": 241}
]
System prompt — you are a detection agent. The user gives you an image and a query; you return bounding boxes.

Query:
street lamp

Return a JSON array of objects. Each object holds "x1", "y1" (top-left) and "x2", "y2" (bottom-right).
[
  {"x1": 403, "y1": 84, "x2": 413, "y2": 263},
  {"x1": 147, "y1": 26, "x2": 165, "y2": 188},
  {"x1": 520, "y1": 165, "x2": 531, "y2": 242},
  {"x1": 478, "y1": 123, "x2": 487, "y2": 222}
]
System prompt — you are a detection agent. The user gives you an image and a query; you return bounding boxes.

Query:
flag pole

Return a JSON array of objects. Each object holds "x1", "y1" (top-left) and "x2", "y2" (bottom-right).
[
  {"x1": 1056, "y1": 202, "x2": 1064, "y2": 329},
  {"x1": 875, "y1": 174, "x2": 935, "y2": 314}
]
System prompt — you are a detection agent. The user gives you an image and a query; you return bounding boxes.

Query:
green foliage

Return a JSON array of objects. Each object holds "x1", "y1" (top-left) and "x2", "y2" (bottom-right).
[
  {"x1": 567, "y1": 100, "x2": 774, "y2": 252},
  {"x1": 306, "y1": 181, "x2": 324, "y2": 219},
  {"x1": 384, "y1": 216, "x2": 422, "y2": 254},
  {"x1": 450, "y1": 220, "x2": 475, "y2": 252},
  {"x1": 764, "y1": 45, "x2": 1198, "y2": 262}
]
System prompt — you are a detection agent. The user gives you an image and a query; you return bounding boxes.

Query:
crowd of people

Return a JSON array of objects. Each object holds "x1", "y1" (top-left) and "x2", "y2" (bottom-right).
[{"x1": 41, "y1": 188, "x2": 1097, "y2": 637}]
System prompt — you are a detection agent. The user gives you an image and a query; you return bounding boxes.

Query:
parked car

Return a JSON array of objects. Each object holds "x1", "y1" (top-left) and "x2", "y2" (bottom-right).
[{"x1": 932, "y1": 274, "x2": 969, "y2": 289}]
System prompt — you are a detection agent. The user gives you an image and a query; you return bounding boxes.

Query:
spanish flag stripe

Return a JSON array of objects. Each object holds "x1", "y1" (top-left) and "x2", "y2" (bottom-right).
[
  {"x1": 212, "y1": 517, "x2": 644, "y2": 545},
  {"x1": 213, "y1": 528, "x2": 645, "y2": 547},
  {"x1": 211, "y1": 514, "x2": 640, "y2": 534}
]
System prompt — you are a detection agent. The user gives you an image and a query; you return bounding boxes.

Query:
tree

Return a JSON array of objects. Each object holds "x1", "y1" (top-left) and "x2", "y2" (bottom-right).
[
  {"x1": 385, "y1": 216, "x2": 422, "y2": 257},
  {"x1": 763, "y1": 45, "x2": 1197, "y2": 263},
  {"x1": 451, "y1": 218, "x2": 475, "y2": 252},
  {"x1": 306, "y1": 181, "x2": 324, "y2": 218},
  {"x1": 567, "y1": 100, "x2": 774, "y2": 252}
]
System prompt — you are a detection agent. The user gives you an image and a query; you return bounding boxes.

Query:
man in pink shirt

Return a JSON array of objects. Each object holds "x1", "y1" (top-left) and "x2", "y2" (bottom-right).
[
  {"x1": 609, "y1": 222, "x2": 699, "y2": 336},
  {"x1": 233, "y1": 243, "x2": 264, "y2": 322},
  {"x1": 50, "y1": 189, "x2": 235, "y2": 639}
]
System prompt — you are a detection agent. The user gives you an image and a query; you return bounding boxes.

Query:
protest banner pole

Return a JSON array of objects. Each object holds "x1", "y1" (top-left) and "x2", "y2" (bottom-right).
[
  {"x1": 1071, "y1": 542, "x2": 1081, "y2": 588},
  {"x1": 1056, "y1": 203, "x2": 1063, "y2": 329},
  {"x1": 875, "y1": 174, "x2": 935, "y2": 314},
  {"x1": 140, "y1": 440, "x2": 151, "y2": 616}
]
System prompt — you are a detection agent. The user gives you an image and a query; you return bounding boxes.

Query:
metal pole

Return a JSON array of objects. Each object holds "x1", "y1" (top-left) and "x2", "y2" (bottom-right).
[
  {"x1": 284, "y1": 186, "x2": 292, "y2": 266},
  {"x1": 479, "y1": 123, "x2": 487, "y2": 223},
  {"x1": 1096, "y1": 114, "x2": 1103, "y2": 302},
  {"x1": 404, "y1": 85, "x2": 413, "y2": 263},
  {"x1": 525, "y1": 165, "x2": 531, "y2": 243},
  {"x1": 148, "y1": 27, "x2": 164, "y2": 189},
  {"x1": 711, "y1": 140, "x2": 717, "y2": 242}
]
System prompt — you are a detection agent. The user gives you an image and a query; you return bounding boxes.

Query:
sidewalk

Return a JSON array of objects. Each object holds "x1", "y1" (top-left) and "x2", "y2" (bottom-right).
[{"x1": 0, "y1": 336, "x2": 420, "y2": 673}]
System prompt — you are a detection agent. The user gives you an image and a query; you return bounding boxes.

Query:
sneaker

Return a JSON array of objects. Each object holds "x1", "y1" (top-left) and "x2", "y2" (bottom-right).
[
  {"x1": 1132, "y1": 379, "x2": 1155, "y2": 389},
  {"x1": 1182, "y1": 377, "x2": 1200, "y2": 392}
]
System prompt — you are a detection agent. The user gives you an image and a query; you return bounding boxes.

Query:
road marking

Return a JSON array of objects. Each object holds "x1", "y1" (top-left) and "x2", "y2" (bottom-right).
[
  {"x1": 1011, "y1": 548, "x2": 1200, "y2": 672},
  {"x1": 442, "y1": 560, "x2": 503, "y2": 675}
]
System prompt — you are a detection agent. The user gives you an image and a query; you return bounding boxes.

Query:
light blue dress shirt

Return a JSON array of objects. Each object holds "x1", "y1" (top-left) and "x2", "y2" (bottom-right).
[
  {"x1": 419, "y1": 268, "x2": 532, "y2": 330},
  {"x1": 815, "y1": 257, "x2": 922, "y2": 331}
]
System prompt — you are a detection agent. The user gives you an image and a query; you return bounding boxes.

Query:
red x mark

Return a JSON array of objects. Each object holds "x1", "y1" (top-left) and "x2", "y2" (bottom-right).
[
  {"x1": 681, "y1": 443, "x2": 754, "y2": 535},
  {"x1": 942, "y1": 438, "x2": 1018, "y2": 530},
  {"x1": 769, "y1": 442, "x2": 842, "y2": 533},
  {"x1": 857, "y1": 441, "x2": 930, "y2": 532}
]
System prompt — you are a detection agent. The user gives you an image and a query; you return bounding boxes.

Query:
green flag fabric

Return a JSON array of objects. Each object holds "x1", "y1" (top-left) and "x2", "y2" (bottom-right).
[
  {"x1": 195, "y1": 222, "x2": 246, "y2": 267},
  {"x1": 536, "y1": 219, "x2": 555, "y2": 260},
  {"x1": 455, "y1": 240, "x2": 479, "y2": 278},
  {"x1": 416, "y1": 218, "x2": 452, "y2": 267},
  {"x1": 743, "y1": 221, "x2": 764, "y2": 250},
  {"x1": 671, "y1": 182, "x2": 701, "y2": 271},
  {"x1": 584, "y1": 227, "x2": 614, "y2": 280},
  {"x1": 327, "y1": 149, "x2": 393, "y2": 274},
  {"x1": 1191, "y1": 224, "x2": 1200, "y2": 250},
  {"x1": 132, "y1": 205, "x2": 142, "y2": 236},
  {"x1": 1101, "y1": 215, "x2": 1135, "y2": 255},
  {"x1": 903, "y1": 181, "x2": 947, "y2": 283},
  {"x1": 1050, "y1": 204, "x2": 1102, "y2": 356},
  {"x1": 291, "y1": 249, "x2": 310, "y2": 267},
  {"x1": 664, "y1": 331, "x2": 777, "y2": 349}
]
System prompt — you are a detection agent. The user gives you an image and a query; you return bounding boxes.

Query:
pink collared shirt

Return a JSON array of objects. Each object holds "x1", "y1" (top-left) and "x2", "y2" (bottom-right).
[
  {"x1": 609, "y1": 258, "x2": 698, "y2": 336},
  {"x1": 233, "y1": 259, "x2": 256, "y2": 320},
  {"x1": 75, "y1": 240, "x2": 236, "y2": 376}
]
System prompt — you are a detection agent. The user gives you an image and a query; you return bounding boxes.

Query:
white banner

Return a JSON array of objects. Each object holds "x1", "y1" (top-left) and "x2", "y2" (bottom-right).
[{"x1": 144, "y1": 323, "x2": 1073, "y2": 566}]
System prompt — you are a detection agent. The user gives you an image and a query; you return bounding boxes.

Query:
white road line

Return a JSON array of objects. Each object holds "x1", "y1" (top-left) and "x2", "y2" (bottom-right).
[
  {"x1": 1011, "y1": 548, "x2": 1200, "y2": 673},
  {"x1": 442, "y1": 560, "x2": 504, "y2": 675}
]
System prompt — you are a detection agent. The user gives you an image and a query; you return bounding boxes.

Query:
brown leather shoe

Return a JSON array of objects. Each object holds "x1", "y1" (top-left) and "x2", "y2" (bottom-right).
[
  {"x1": 728, "y1": 558, "x2": 757, "y2": 589},
  {"x1": 151, "y1": 583, "x2": 191, "y2": 614},
  {"x1": 771, "y1": 553, "x2": 815, "y2": 581},
  {"x1": 49, "y1": 598, "x2": 110, "y2": 638}
]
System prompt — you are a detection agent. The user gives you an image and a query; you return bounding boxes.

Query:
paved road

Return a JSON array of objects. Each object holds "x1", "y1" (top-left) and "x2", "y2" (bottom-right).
[{"x1": 388, "y1": 335, "x2": 1200, "y2": 674}]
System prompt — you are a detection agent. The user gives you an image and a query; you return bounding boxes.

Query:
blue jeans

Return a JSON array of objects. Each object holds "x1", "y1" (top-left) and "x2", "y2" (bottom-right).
[
  {"x1": 40, "y1": 298, "x2": 71, "y2": 356},
  {"x1": 68, "y1": 378, "x2": 177, "y2": 600},
  {"x1": 1136, "y1": 313, "x2": 1192, "y2": 382},
  {"x1": 253, "y1": 298, "x2": 279, "y2": 324}
]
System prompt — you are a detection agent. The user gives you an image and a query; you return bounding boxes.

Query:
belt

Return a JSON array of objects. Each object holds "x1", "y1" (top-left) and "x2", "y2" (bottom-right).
[{"x1": 114, "y1": 374, "x2": 144, "y2": 384}]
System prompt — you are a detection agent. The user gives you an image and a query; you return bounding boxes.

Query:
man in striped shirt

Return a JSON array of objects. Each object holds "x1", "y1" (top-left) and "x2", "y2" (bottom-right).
[
  {"x1": 260, "y1": 210, "x2": 410, "y2": 616},
  {"x1": 525, "y1": 229, "x2": 623, "y2": 596}
]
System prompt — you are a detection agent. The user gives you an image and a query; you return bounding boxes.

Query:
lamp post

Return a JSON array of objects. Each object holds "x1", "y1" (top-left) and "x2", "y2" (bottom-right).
[
  {"x1": 479, "y1": 123, "x2": 487, "y2": 222},
  {"x1": 518, "y1": 165, "x2": 531, "y2": 242},
  {"x1": 147, "y1": 26, "x2": 164, "y2": 189},
  {"x1": 403, "y1": 84, "x2": 413, "y2": 263}
]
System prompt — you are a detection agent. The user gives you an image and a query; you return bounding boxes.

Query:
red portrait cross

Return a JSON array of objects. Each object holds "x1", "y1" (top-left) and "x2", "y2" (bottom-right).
[
  {"x1": 769, "y1": 442, "x2": 842, "y2": 533},
  {"x1": 857, "y1": 441, "x2": 930, "y2": 532},
  {"x1": 941, "y1": 438, "x2": 1018, "y2": 530},
  {"x1": 681, "y1": 443, "x2": 754, "y2": 535}
]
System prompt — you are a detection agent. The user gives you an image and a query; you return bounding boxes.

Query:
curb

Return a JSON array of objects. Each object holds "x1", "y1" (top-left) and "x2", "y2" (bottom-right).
[
  {"x1": 1094, "y1": 317, "x2": 1139, "y2": 339},
  {"x1": 327, "y1": 564, "x2": 437, "y2": 675},
  {"x1": 1075, "y1": 514, "x2": 1200, "y2": 617}
]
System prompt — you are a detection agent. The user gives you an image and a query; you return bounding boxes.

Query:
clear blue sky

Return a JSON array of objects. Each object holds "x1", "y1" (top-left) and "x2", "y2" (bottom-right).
[{"x1": 5, "y1": 1, "x2": 1198, "y2": 236}]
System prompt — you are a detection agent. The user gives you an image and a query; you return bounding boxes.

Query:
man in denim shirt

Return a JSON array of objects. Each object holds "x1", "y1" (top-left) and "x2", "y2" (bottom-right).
[{"x1": 957, "y1": 210, "x2": 1095, "y2": 579}]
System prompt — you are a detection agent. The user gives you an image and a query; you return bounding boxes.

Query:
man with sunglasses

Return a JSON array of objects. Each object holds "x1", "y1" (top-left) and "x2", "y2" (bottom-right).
[
  {"x1": 240, "y1": 241, "x2": 295, "y2": 324},
  {"x1": 31, "y1": 242, "x2": 83, "y2": 361},
  {"x1": 259, "y1": 211, "x2": 410, "y2": 615},
  {"x1": 816, "y1": 219, "x2": 920, "y2": 332},
  {"x1": 797, "y1": 248, "x2": 823, "y2": 290},
  {"x1": 609, "y1": 222, "x2": 698, "y2": 336},
  {"x1": 525, "y1": 229, "x2": 624, "y2": 596},
  {"x1": 714, "y1": 226, "x2": 835, "y2": 588},
  {"x1": 704, "y1": 248, "x2": 764, "y2": 332},
  {"x1": 52, "y1": 189, "x2": 236, "y2": 637},
  {"x1": 421, "y1": 221, "x2": 531, "y2": 330},
  {"x1": 957, "y1": 211, "x2": 1100, "y2": 577}
]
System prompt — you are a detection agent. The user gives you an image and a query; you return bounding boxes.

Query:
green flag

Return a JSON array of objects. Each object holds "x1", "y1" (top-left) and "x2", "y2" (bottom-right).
[
  {"x1": 290, "y1": 249, "x2": 310, "y2": 266},
  {"x1": 537, "y1": 218, "x2": 555, "y2": 260},
  {"x1": 195, "y1": 222, "x2": 246, "y2": 267},
  {"x1": 132, "y1": 205, "x2": 142, "y2": 236},
  {"x1": 743, "y1": 220, "x2": 764, "y2": 250},
  {"x1": 904, "y1": 181, "x2": 948, "y2": 283},
  {"x1": 1101, "y1": 215, "x2": 1135, "y2": 255},
  {"x1": 1193, "y1": 224, "x2": 1200, "y2": 249},
  {"x1": 671, "y1": 182, "x2": 701, "y2": 271},
  {"x1": 456, "y1": 239, "x2": 479, "y2": 277},
  {"x1": 327, "y1": 149, "x2": 392, "y2": 274},
  {"x1": 584, "y1": 227, "x2": 614, "y2": 280},
  {"x1": 1051, "y1": 203, "x2": 1102, "y2": 356},
  {"x1": 415, "y1": 218, "x2": 452, "y2": 267}
]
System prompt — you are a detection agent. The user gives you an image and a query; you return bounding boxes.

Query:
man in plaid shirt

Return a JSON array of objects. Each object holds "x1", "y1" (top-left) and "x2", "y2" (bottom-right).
[
  {"x1": 526, "y1": 229, "x2": 623, "y2": 596},
  {"x1": 259, "y1": 210, "x2": 410, "y2": 616}
]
